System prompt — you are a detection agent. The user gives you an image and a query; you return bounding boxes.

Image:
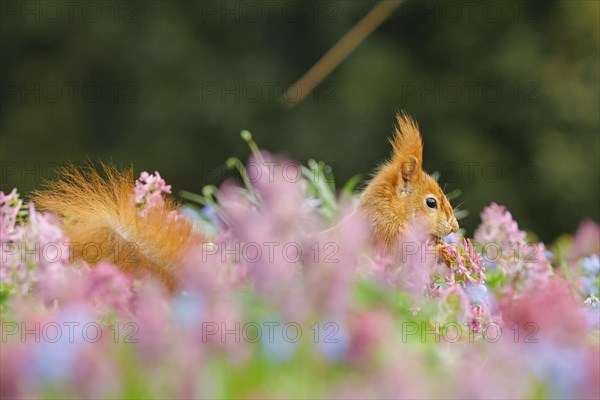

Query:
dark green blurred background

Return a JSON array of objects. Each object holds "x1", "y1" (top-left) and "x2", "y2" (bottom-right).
[{"x1": 1, "y1": 0, "x2": 598, "y2": 242}]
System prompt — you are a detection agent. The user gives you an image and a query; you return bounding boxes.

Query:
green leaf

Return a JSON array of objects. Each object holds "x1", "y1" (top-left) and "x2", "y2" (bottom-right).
[
  {"x1": 446, "y1": 189, "x2": 461, "y2": 201},
  {"x1": 179, "y1": 190, "x2": 209, "y2": 206},
  {"x1": 454, "y1": 209, "x2": 469, "y2": 220},
  {"x1": 342, "y1": 174, "x2": 362, "y2": 196}
]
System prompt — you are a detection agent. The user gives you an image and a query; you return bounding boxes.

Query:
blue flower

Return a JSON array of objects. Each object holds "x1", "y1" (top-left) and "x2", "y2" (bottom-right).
[
  {"x1": 578, "y1": 255, "x2": 599, "y2": 296},
  {"x1": 580, "y1": 276, "x2": 598, "y2": 296},
  {"x1": 443, "y1": 233, "x2": 457, "y2": 244},
  {"x1": 316, "y1": 321, "x2": 350, "y2": 362},
  {"x1": 31, "y1": 305, "x2": 91, "y2": 385},
  {"x1": 301, "y1": 197, "x2": 322, "y2": 213},
  {"x1": 465, "y1": 284, "x2": 495, "y2": 306},
  {"x1": 181, "y1": 205, "x2": 221, "y2": 235},
  {"x1": 580, "y1": 255, "x2": 599, "y2": 275},
  {"x1": 526, "y1": 344, "x2": 588, "y2": 399},
  {"x1": 481, "y1": 253, "x2": 497, "y2": 270},
  {"x1": 259, "y1": 319, "x2": 298, "y2": 363},
  {"x1": 200, "y1": 205, "x2": 221, "y2": 228},
  {"x1": 172, "y1": 291, "x2": 205, "y2": 330},
  {"x1": 585, "y1": 307, "x2": 600, "y2": 330},
  {"x1": 180, "y1": 206, "x2": 202, "y2": 224},
  {"x1": 584, "y1": 295, "x2": 599, "y2": 329}
]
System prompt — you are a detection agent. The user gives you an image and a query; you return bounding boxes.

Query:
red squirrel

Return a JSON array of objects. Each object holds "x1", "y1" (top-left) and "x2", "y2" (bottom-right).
[
  {"x1": 358, "y1": 113, "x2": 458, "y2": 251},
  {"x1": 32, "y1": 112, "x2": 457, "y2": 289}
]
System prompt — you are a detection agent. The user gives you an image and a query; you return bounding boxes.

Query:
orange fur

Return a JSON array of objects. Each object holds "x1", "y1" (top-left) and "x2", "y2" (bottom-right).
[
  {"x1": 359, "y1": 112, "x2": 458, "y2": 252},
  {"x1": 31, "y1": 164, "x2": 199, "y2": 291}
]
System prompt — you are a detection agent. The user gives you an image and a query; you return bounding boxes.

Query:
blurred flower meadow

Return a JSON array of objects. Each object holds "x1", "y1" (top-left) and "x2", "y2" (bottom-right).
[{"x1": 1, "y1": 133, "x2": 599, "y2": 399}]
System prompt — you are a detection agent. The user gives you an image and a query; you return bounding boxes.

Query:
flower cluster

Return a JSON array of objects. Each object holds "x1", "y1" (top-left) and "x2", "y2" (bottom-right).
[
  {"x1": 1, "y1": 153, "x2": 598, "y2": 399},
  {"x1": 438, "y1": 238, "x2": 486, "y2": 287},
  {"x1": 431, "y1": 239, "x2": 491, "y2": 332},
  {"x1": 1, "y1": 189, "x2": 69, "y2": 295},
  {"x1": 474, "y1": 203, "x2": 552, "y2": 293},
  {"x1": 134, "y1": 171, "x2": 172, "y2": 215}
]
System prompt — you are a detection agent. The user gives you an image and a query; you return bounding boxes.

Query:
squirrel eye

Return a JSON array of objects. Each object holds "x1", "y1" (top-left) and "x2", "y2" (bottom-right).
[{"x1": 425, "y1": 197, "x2": 437, "y2": 209}]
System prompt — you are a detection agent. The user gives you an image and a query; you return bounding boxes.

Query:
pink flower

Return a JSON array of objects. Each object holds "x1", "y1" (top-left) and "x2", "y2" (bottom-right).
[
  {"x1": 1, "y1": 188, "x2": 23, "y2": 242},
  {"x1": 387, "y1": 220, "x2": 434, "y2": 300},
  {"x1": 568, "y1": 220, "x2": 600, "y2": 265},
  {"x1": 1, "y1": 193, "x2": 71, "y2": 295},
  {"x1": 134, "y1": 171, "x2": 172, "y2": 214},
  {"x1": 437, "y1": 240, "x2": 486, "y2": 289},
  {"x1": 500, "y1": 280, "x2": 588, "y2": 343},
  {"x1": 475, "y1": 203, "x2": 550, "y2": 291},
  {"x1": 304, "y1": 207, "x2": 368, "y2": 318},
  {"x1": 83, "y1": 262, "x2": 135, "y2": 317},
  {"x1": 346, "y1": 309, "x2": 392, "y2": 364}
]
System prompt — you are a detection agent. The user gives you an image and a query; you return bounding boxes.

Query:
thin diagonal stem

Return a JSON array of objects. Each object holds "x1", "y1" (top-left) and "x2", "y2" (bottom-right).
[{"x1": 281, "y1": 0, "x2": 404, "y2": 107}]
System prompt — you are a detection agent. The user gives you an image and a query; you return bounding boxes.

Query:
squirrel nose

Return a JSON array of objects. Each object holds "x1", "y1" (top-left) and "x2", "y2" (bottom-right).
[{"x1": 450, "y1": 218, "x2": 459, "y2": 233}]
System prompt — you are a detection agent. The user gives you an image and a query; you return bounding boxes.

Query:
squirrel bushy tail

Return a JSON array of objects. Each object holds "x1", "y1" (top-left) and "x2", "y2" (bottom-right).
[{"x1": 31, "y1": 164, "x2": 197, "y2": 291}]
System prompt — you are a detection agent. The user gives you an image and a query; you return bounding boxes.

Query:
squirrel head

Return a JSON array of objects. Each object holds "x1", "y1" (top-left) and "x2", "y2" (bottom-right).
[{"x1": 359, "y1": 113, "x2": 458, "y2": 250}]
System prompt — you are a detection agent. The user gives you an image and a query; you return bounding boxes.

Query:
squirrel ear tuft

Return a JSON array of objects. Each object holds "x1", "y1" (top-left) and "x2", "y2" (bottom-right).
[
  {"x1": 390, "y1": 112, "x2": 423, "y2": 169},
  {"x1": 401, "y1": 155, "x2": 420, "y2": 183}
]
